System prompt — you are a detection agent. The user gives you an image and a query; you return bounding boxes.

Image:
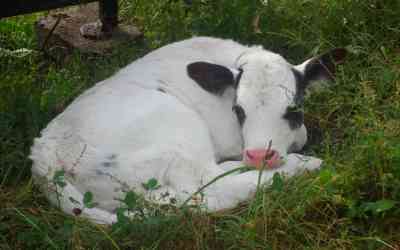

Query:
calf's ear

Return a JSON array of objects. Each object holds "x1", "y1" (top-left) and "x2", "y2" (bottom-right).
[
  {"x1": 187, "y1": 62, "x2": 241, "y2": 95},
  {"x1": 295, "y1": 48, "x2": 347, "y2": 87}
]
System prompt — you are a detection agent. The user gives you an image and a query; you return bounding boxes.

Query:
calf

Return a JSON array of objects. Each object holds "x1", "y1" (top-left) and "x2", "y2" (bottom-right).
[{"x1": 30, "y1": 37, "x2": 346, "y2": 224}]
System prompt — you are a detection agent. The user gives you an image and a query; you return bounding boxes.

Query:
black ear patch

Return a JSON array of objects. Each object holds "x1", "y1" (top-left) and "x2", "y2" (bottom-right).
[
  {"x1": 187, "y1": 62, "x2": 236, "y2": 95},
  {"x1": 283, "y1": 106, "x2": 304, "y2": 130},
  {"x1": 304, "y1": 48, "x2": 347, "y2": 83}
]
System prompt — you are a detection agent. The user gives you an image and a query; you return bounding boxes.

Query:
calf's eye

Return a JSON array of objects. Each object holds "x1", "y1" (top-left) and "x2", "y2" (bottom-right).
[
  {"x1": 283, "y1": 105, "x2": 304, "y2": 130},
  {"x1": 232, "y1": 104, "x2": 246, "y2": 127}
]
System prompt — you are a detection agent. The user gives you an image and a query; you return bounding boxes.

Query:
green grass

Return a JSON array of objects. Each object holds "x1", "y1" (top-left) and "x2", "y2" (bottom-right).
[{"x1": 1, "y1": 0, "x2": 400, "y2": 249}]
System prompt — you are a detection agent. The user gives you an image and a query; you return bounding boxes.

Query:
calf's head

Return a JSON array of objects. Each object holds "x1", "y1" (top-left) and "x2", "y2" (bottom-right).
[{"x1": 187, "y1": 47, "x2": 346, "y2": 168}]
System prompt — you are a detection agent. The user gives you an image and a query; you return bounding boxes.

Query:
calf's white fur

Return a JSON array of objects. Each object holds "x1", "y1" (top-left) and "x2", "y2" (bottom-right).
[{"x1": 30, "y1": 37, "x2": 345, "y2": 224}]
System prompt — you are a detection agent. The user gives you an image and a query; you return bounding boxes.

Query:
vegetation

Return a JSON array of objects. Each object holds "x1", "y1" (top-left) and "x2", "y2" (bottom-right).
[{"x1": 1, "y1": 0, "x2": 399, "y2": 249}]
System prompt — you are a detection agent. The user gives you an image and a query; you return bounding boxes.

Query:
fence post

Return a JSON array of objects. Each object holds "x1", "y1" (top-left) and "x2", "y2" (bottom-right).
[{"x1": 99, "y1": 0, "x2": 118, "y2": 34}]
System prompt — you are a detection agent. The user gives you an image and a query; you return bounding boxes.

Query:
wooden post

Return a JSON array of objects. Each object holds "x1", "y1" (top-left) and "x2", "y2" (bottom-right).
[{"x1": 99, "y1": 0, "x2": 118, "y2": 34}]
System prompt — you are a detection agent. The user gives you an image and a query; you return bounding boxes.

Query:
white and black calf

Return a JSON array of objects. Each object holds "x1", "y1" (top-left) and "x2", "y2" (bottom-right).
[{"x1": 30, "y1": 37, "x2": 346, "y2": 224}]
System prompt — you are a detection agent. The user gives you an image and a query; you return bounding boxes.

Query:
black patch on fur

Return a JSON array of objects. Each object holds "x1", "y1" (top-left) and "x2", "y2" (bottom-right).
[
  {"x1": 103, "y1": 154, "x2": 118, "y2": 168},
  {"x1": 304, "y1": 48, "x2": 347, "y2": 82},
  {"x1": 187, "y1": 62, "x2": 236, "y2": 95},
  {"x1": 157, "y1": 87, "x2": 167, "y2": 93},
  {"x1": 283, "y1": 105, "x2": 304, "y2": 130},
  {"x1": 72, "y1": 208, "x2": 82, "y2": 216},
  {"x1": 102, "y1": 162, "x2": 114, "y2": 167},
  {"x1": 292, "y1": 68, "x2": 306, "y2": 106},
  {"x1": 107, "y1": 154, "x2": 117, "y2": 160},
  {"x1": 232, "y1": 104, "x2": 246, "y2": 127}
]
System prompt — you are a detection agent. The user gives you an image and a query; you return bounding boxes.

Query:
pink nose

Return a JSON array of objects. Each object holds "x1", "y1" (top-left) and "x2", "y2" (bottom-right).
[
  {"x1": 244, "y1": 148, "x2": 281, "y2": 169},
  {"x1": 245, "y1": 149, "x2": 266, "y2": 160}
]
